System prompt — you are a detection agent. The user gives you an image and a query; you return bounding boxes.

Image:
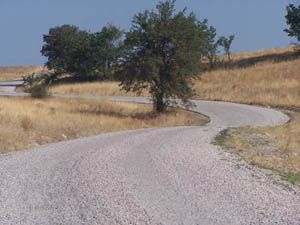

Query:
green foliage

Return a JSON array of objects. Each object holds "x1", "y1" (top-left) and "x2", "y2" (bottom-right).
[
  {"x1": 41, "y1": 24, "x2": 124, "y2": 80},
  {"x1": 23, "y1": 72, "x2": 56, "y2": 86},
  {"x1": 277, "y1": 171, "x2": 300, "y2": 185},
  {"x1": 24, "y1": 73, "x2": 52, "y2": 98},
  {"x1": 90, "y1": 25, "x2": 125, "y2": 80},
  {"x1": 212, "y1": 129, "x2": 230, "y2": 146},
  {"x1": 28, "y1": 82, "x2": 49, "y2": 99},
  {"x1": 285, "y1": 4, "x2": 300, "y2": 45},
  {"x1": 198, "y1": 20, "x2": 220, "y2": 68},
  {"x1": 218, "y1": 34, "x2": 235, "y2": 61},
  {"x1": 118, "y1": 0, "x2": 209, "y2": 112},
  {"x1": 41, "y1": 25, "x2": 90, "y2": 78}
]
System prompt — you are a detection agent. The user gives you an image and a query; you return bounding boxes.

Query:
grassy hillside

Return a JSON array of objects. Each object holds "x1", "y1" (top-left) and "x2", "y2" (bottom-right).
[
  {"x1": 196, "y1": 59, "x2": 300, "y2": 108},
  {"x1": 51, "y1": 46, "x2": 300, "y2": 110}
]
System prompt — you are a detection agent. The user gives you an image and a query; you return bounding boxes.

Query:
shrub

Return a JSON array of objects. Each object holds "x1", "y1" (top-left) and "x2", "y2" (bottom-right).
[
  {"x1": 20, "y1": 116, "x2": 33, "y2": 131},
  {"x1": 28, "y1": 82, "x2": 49, "y2": 98}
]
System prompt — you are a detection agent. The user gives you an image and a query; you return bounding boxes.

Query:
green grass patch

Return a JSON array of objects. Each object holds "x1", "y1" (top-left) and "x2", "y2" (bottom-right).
[
  {"x1": 277, "y1": 171, "x2": 300, "y2": 185},
  {"x1": 212, "y1": 129, "x2": 229, "y2": 146}
]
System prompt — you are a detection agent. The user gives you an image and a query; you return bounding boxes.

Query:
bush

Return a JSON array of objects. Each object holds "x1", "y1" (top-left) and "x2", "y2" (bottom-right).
[
  {"x1": 20, "y1": 116, "x2": 33, "y2": 131},
  {"x1": 28, "y1": 83, "x2": 49, "y2": 98},
  {"x1": 23, "y1": 72, "x2": 55, "y2": 86}
]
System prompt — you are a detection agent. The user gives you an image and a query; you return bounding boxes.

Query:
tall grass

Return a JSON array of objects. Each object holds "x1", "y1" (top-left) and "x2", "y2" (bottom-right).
[
  {"x1": 0, "y1": 97, "x2": 206, "y2": 153},
  {"x1": 0, "y1": 66, "x2": 46, "y2": 81}
]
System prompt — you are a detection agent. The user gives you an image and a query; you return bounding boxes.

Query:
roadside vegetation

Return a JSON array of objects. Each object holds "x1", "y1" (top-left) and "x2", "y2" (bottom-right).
[
  {"x1": 0, "y1": 97, "x2": 207, "y2": 153},
  {"x1": 214, "y1": 111, "x2": 300, "y2": 187}
]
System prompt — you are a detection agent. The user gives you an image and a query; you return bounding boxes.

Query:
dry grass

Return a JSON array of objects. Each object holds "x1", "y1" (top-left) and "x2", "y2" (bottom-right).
[
  {"x1": 214, "y1": 111, "x2": 300, "y2": 187},
  {"x1": 0, "y1": 66, "x2": 46, "y2": 81},
  {"x1": 195, "y1": 58, "x2": 300, "y2": 109},
  {"x1": 226, "y1": 46, "x2": 295, "y2": 62},
  {"x1": 50, "y1": 46, "x2": 300, "y2": 110},
  {"x1": 0, "y1": 97, "x2": 207, "y2": 153},
  {"x1": 51, "y1": 81, "x2": 134, "y2": 96}
]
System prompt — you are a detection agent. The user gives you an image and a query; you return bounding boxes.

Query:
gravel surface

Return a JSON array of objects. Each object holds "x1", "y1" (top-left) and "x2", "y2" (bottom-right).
[{"x1": 0, "y1": 81, "x2": 299, "y2": 225}]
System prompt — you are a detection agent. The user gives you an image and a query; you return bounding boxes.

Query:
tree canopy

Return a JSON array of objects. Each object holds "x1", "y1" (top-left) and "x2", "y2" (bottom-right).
[
  {"x1": 218, "y1": 35, "x2": 235, "y2": 61},
  {"x1": 118, "y1": 0, "x2": 213, "y2": 112},
  {"x1": 285, "y1": 4, "x2": 300, "y2": 44},
  {"x1": 41, "y1": 24, "x2": 124, "y2": 80},
  {"x1": 40, "y1": 0, "x2": 232, "y2": 113}
]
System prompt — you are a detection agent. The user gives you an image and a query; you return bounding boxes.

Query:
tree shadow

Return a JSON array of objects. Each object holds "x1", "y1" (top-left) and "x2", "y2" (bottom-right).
[
  {"x1": 209, "y1": 50, "x2": 300, "y2": 71},
  {"x1": 75, "y1": 107, "x2": 162, "y2": 120}
]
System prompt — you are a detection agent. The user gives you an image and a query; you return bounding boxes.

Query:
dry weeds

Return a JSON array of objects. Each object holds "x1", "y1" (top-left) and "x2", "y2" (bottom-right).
[
  {"x1": 0, "y1": 97, "x2": 207, "y2": 153},
  {"x1": 195, "y1": 57, "x2": 300, "y2": 109},
  {"x1": 51, "y1": 82, "x2": 134, "y2": 96},
  {"x1": 214, "y1": 111, "x2": 300, "y2": 187},
  {"x1": 0, "y1": 66, "x2": 46, "y2": 81}
]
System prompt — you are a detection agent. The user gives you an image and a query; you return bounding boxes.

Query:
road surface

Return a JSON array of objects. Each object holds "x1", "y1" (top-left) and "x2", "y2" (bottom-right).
[{"x1": 0, "y1": 81, "x2": 299, "y2": 225}]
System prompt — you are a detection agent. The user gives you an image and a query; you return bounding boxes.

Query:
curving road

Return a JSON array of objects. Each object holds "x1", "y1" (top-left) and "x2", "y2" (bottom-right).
[{"x1": 0, "y1": 81, "x2": 299, "y2": 224}]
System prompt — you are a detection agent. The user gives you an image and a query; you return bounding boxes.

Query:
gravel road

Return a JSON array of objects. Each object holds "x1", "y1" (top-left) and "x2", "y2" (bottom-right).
[{"x1": 0, "y1": 81, "x2": 299, "y2": 225}]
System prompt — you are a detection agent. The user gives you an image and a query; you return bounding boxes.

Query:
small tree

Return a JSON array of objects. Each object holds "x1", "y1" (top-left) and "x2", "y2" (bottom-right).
[
  {"x1": 200, "y1": 22, "x2": 220, "y2": 68},
  {"x1": 118, "y1": 0, "x2": 205, "y2": 113},
  {"x1": 285, "y1": 4, "x2": 300, "y2": 46},
  {"x1": 218, "y1": 34, "x2": 235, "y2": 61}
]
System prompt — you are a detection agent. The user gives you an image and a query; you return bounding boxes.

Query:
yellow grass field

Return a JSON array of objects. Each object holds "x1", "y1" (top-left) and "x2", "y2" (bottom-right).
[
  {"x1": 194, "y1": 57, "x2": 300, "y2": 109},
  {"x1": 0, "y1": 97, "x2": 207, "y2": 153},
  {"x1": 0, "y1": 66, "x2": 46, "y2": 81},
  {"x1": 51, "y1": 81, "x2": 132, "y2": 97}
]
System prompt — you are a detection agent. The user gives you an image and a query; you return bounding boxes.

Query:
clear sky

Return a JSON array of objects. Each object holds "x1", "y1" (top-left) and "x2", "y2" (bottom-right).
[{"x1": 0, "y1": 0, "x2": 297, "y2": 66}]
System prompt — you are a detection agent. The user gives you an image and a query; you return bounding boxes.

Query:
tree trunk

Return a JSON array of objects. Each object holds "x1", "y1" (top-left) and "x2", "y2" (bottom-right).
[
  {"x1": 154, "y1": 90, "x2": 166, "y2": 113},
  {"x1": 227, "y1": 52, "x2": 231, "y2": 61}
]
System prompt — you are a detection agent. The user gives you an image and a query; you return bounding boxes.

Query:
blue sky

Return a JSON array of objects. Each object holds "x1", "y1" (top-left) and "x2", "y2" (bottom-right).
[{"x1": 0, "y1": 0, "x2": 297, "y2": 66}]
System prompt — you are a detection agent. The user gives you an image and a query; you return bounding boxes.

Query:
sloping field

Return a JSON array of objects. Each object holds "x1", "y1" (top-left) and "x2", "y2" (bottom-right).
[
  {"x1": 196, "y1": 58, "x2": 300, "y2": 107},
  {"x1": 51, "y1": 46, "x2": 300, "y2": 110}
]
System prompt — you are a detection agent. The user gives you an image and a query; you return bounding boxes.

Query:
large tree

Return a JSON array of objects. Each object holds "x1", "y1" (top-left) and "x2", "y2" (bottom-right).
[
  {"x1": 285, "y1": 4, "x2": 300, "y2": 44},
  {"x1": 118, "y1": 0, "x2": 206, "y2": 112},
  {"x1": 41, "y1": 24, "x2": 124, "y2": 80},
  {"x1": 41, "y1": 25, "x2": 91, "y2": 79}
]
